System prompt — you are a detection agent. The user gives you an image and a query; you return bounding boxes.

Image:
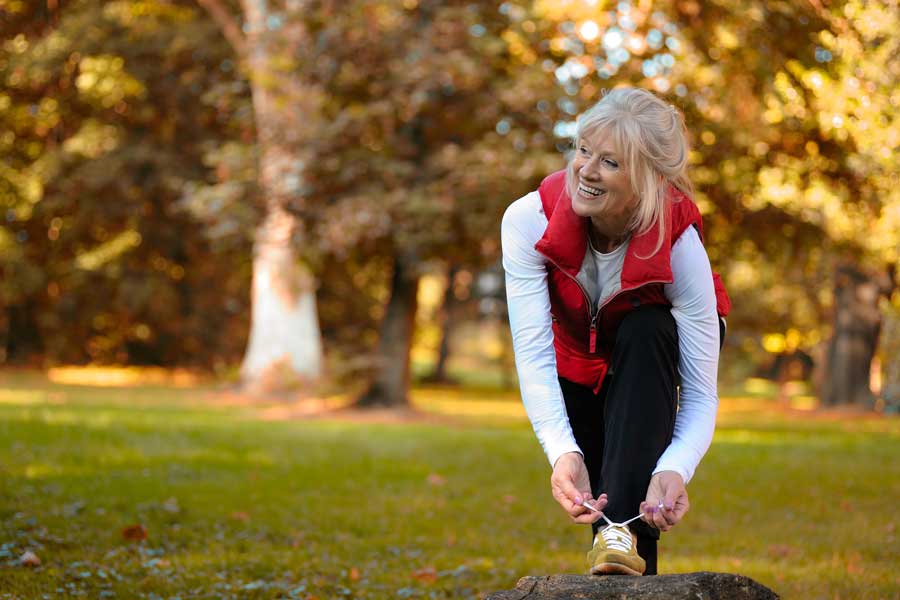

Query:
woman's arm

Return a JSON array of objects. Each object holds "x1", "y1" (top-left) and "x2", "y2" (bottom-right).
[
  {"x1": 501, "y1": 192, "x2": 582, "y2": 467},
  {"x1": 656, "y1": 226, "x2": 721, "y2": 484}
]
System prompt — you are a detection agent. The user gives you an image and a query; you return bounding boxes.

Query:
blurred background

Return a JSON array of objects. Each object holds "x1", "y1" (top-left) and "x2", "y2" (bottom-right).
[{"x1": 2, "y1": 0, "x2": 899, "y2": 411}]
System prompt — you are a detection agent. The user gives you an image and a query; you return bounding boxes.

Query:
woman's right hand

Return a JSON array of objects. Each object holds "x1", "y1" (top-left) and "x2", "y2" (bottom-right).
[{"x1": 550, "y1": 452, "x2": 606, "y2": 524}]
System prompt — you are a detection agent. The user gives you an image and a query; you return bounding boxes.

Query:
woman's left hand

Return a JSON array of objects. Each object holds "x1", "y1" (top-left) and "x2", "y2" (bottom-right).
[{"x1": 640, "y1": 471, "x2": 689, "y2": 532}]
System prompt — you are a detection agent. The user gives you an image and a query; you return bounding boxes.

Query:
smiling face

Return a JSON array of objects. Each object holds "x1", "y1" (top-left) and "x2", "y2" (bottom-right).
[{"x1": 570, "y1": 132, "x2": 638, "y2": 231}]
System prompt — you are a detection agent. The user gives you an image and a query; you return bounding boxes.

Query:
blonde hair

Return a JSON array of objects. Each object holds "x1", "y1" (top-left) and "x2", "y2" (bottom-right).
[{"x1": 565, "y1": 87, "x2": 692, "y2": 257}]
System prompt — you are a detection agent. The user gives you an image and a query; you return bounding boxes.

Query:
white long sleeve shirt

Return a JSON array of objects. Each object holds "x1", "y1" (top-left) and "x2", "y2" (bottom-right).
[{"x1": 501, "y1": 191, "x2": 721, "y2": 484}]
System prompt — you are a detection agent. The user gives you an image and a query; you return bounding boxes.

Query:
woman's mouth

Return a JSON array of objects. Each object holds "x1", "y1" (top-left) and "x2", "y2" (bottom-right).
[{"x1": 578, "y1": 183, "x2": 607, "y2": 198}]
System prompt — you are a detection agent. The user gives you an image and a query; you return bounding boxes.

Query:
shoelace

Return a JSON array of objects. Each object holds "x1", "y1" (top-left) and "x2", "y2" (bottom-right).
[
  {"x1": 581, "y1": 500, "x2": 650, "y2": 529},
  {"x1": 598, "y1": 524, "x2": 633, "y2": 553},
  {"x1": 583, "y1": 500, "x2": 667, "y2": 554}
]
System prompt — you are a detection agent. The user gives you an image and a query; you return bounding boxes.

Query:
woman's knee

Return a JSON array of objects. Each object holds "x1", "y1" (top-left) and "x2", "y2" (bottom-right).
[{"x1": 615, "y1": 306, "x2": 677, "y2": 347}]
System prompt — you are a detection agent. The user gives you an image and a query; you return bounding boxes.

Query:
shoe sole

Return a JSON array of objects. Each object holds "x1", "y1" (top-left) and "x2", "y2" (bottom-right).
[{"x1": 590, "y1": 562, "x2": 643, "y2": 577}]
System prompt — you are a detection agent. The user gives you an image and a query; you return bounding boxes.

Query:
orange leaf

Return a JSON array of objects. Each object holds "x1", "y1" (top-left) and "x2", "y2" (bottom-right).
[
  {"x1": 426, "y1": 473, "x2": 446, "y2": 486},
  {"x1": 349, "y1": 567, "x2": 360, "y2": 581},
  {"x1": 122, "y1": 524, "x2": 148, "y2": 541},
  {"x1": 767, "y1": 544, "x2": 795, "y2": 558},
  {"x1": 411, "y1": 566, "x2": 437, "y2": 584}
]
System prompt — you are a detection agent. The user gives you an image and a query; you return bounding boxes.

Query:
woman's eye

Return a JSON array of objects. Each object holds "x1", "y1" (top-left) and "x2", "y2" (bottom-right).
[
  {"x1": 603, "y1": 159, "x2": 618, "y2": 169},
  {"x1": 579, "y1": 146, "x2": 590, "y2": 155}
]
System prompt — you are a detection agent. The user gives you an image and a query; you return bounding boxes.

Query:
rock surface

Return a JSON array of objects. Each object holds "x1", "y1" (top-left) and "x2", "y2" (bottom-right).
[{"x1": 485, "y1": 572, "x2": 779, "y2": 600}]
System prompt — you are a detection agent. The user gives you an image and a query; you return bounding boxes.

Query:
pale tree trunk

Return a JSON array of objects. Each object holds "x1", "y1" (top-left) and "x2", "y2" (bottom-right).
[
  {"x1": 822, "y1": 264, "x2": 893, "y2": 407},
  {"x1": 203, "y1": 0, "x2": 325, "y2": 390},
  {"x1": 240, "y1": 205, "x2": 322, "y2": 387},
  {"x1": 357, "y1": 254, "x2": 421, "y2": 407}
]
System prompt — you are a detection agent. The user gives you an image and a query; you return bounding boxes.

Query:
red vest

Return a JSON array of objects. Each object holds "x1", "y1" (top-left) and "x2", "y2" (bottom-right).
[{"x1": 534, "y1": 170, "x2": 731, "y2": 392}]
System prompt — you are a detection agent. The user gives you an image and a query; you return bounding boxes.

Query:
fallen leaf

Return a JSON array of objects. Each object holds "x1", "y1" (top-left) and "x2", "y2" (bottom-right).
[
  {"x1": 846, "y1": 551, "x2": 864, "y2": 575},
  {"x1": 349, "y1": 567, "x2": 360, "y2": 581},
  {"x1": 502, "y1": 494, "x2": 516, "y2": 504},
  {"x1": 767, "y1": 544, "x2": 795, "y2": 558},
  {"x1": 426, "y1": 473, "x2": 446, "y2": 486},
  {"x1": 411, "y1": 566, "x2": 437, "y2": 584},
  {"x1": 230, "y1": 511, "x2": 250, "y2": 522},
  {"x1": 20, "y1": 551, "x2": 41, "y2": 567},
  {"x1": 121, "y1": 524, "x2": 148, "y2": 541},
  {"x1": 446, "y1": 533, "x2": 457, "y2": 547}
]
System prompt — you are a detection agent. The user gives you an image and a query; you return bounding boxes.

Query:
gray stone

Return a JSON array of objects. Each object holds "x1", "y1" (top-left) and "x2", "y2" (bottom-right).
[{"x1": 485, "y1": 572, "x2": 779, "y2": 600}]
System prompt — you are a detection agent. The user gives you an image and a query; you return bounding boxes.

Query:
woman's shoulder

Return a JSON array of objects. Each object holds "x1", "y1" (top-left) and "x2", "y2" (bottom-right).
[
  {"x1": 502, "y1": 190, "x2": 545, "y2": 228},
  {"x1": 501, "y1": 190, "x2": 547, "y2": 249}
]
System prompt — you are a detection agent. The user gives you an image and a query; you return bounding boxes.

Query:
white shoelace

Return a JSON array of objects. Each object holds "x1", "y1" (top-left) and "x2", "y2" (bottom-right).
[
  {"x1": 597, "y1": 524, "x2": 633, "y2": 552},
  {"x1": 581, "y1": 499, "x2": 652, "y2": 529},
  {"x1": 583, "y1": 500, "x2": 662, "y2": 552}
]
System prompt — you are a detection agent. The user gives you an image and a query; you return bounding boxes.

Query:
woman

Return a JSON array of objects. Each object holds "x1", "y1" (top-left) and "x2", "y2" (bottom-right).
[{"x1": 501, "y1": 87, "x2": 729, "y2": 576}]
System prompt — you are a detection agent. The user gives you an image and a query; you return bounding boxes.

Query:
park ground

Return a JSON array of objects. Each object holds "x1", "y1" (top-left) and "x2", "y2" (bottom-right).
[{"x1": 0, "y1": 370, "x2": 898, "y2": 599}]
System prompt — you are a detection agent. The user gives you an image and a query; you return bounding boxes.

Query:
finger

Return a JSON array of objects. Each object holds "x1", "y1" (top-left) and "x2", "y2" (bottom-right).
[
  {"x1": 661, "y1": 508, "x2": 677, "y2": 527},
  {"x1": 671, "y1": 496, "x2": 690, "y2": 522},
  {"x1": 591, "y1": 494, "x2": 609, "y2": 512},
  {"x1": 660, "y1": 501, "x2": 678, "y2": 526},
  {"x1": 582, "y1": 492, "x2": 608, "y2": 512},
  {"x1": 551, "y1": 481, "x2": 585, "y2": 516},
  {"x1": 652, "y1": 508, "x2": 670, "y2": 531},
  {"x1": 661, "y1": 489, "x2": 682, "y2": 524},
  {"x1": 572, "y1": 511, "x2": 604, "y2": 525},
  {"x1": 554, "y1": 493, "x2": 586, "y2": 518}
]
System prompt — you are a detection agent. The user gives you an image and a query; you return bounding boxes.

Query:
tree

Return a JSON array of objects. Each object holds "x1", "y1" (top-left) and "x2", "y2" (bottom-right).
[
  {"x1": 303, "y1": 0, "x2": 564, "y2": 406},
  {"x1": 0, "y1": 0, "x2": 253, "y2": 368},
  {"x1": 196, "y1": 0, "x2": 324, "y2": 390}
]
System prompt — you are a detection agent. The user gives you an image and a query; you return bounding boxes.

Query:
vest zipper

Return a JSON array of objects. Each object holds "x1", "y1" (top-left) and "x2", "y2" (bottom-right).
[
  {"x1": 536, "y1": 253, "x2": 600, "y2": 352},
  {"x1": 537, "y1": 253, "x2": 673, "y2": 354}
]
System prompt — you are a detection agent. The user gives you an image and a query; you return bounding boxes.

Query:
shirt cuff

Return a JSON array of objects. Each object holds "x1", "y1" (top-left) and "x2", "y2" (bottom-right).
[
  {"x1": 547, "y1": 443, "x2": 584, "y2": 469},
  {"x1": 652, "y1": 461, "x2": 692, "y2": 485}
]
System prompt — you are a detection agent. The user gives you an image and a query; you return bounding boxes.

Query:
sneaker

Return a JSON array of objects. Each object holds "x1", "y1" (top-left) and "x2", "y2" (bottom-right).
[{"x1": 587, "y1": 524, "x2": 646, "y2": 576}]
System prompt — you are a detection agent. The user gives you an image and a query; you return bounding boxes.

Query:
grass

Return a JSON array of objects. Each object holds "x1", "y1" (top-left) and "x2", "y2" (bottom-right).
[{"x1": 0, "y1": 371, "x2": 898, "y2": 599}]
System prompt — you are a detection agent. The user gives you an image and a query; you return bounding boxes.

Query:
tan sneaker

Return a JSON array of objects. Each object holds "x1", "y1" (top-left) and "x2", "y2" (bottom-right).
[{"x1": 587, "y1": 523, "x2": 646, "y2": 576}]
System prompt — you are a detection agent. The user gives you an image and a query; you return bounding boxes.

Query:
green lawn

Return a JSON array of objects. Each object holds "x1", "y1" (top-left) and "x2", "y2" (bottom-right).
[{"x1": 0, "y1": 372, "x2": 898, "y2": 599}]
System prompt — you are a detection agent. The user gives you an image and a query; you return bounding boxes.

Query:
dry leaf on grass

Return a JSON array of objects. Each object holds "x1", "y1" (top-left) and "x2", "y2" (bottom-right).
[
  {"x1": 20, "y1": 551, "x2": 41, "y2": 567},
  {"x1": 121, "y1": 524, "x2": 148, "y2": 541},
  {"x1": 411, "y1": 566, "x2": 438, "y2": 584},
  {"x1": 426, "y1": 473, "x2": 446, "y2": 486}
]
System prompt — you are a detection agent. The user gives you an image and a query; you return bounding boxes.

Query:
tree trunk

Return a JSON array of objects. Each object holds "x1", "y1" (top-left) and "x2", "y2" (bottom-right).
[
  {"x1": 3, "y1": 304, "x2": 43, "y2": 365},
  {"x1": 425, "y1": 263, "x2": 459, "y2": 384},
  {"x1": 486, "y1": 573, "x2": 778, "y2": 600},
  {"x1": 880, "y1": 299, "x2": 900, "y2": 411},
  {"x1": 357, "y1": 254, "x2": 420, "y2": 408},
  {"x1": 239, "y1": 206, "x2": 322, "y2": 389},
  {"x1": 236, "y1": 0, "x2": 324, "y2": 391},
  {"x1": 821, "y1": 264, "x2": 890, "y2": 407}
]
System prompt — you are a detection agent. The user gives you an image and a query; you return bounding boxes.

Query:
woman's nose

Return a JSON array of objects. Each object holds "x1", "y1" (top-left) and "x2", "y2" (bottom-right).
[{"x1": 581, "y1": 157, "x2": 604, "y2": 179}]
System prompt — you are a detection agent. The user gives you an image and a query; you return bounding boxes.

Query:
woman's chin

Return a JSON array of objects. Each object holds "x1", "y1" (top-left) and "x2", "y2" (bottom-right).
[{"x1": 572, "y1": 196, "x2": 602, "y2": 218}]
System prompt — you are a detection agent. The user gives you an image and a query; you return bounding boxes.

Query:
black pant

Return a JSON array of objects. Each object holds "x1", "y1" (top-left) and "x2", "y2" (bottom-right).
[{"x1": 560, "y1": 305, "x2": 680, "y2": 576}]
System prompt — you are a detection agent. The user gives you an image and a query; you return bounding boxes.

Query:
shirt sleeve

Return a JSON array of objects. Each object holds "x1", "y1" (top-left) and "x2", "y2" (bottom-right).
[
  {"x1": 655, "y1": 226, "x2": 721, "y2": 484},
  {"x1": 501, "y1": 192, "x2": 582, "y2": 467}
]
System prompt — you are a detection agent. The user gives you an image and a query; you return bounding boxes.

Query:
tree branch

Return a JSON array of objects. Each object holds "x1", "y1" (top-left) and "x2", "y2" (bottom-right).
[{"x1": 196, "y1": 0, "x2": 246, "y2": 57}]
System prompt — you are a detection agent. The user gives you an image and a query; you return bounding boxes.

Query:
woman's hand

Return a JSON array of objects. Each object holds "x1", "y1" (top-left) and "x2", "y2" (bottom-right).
[
  {"x1": 550, "y1": 452, "x2": 606, "y2": 524},
  {"x1": 641, "y1": 470, "x2": 689, "y2": 532}
]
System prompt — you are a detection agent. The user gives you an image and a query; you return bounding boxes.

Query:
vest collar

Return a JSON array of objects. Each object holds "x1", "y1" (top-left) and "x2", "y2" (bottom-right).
[{"x1": 534, "y1": 171, "x2": 675, "y2": 287}]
